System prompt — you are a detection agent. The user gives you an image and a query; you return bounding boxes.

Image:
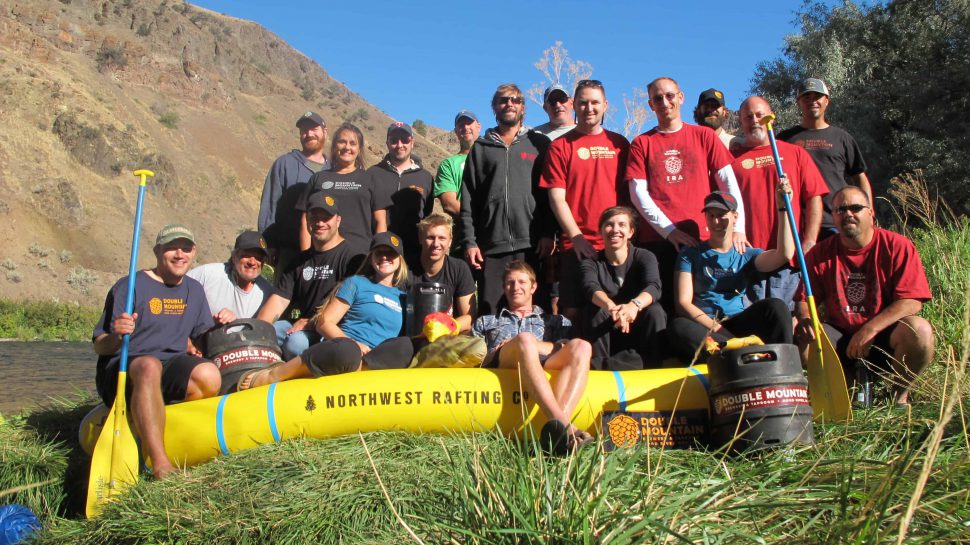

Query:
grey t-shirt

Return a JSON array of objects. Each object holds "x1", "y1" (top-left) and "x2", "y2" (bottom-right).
[
  {"x1": 187, "y1": 262, "x2": 272, "y2": 319},
  {"x1": 533, "y1": 122, "x2": 576, "y2": 141}
]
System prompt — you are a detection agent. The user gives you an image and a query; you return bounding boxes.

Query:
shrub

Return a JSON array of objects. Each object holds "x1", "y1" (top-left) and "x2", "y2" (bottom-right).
[
  {"x1": 95, "y1": 46, "x2": 127, "y2": 72},
  {"x1": 67, "y1": 268, "x2": 98, "y2": 295},
  {"x1": 158, "y1": 111, "x2": 179, "y2": 129}
]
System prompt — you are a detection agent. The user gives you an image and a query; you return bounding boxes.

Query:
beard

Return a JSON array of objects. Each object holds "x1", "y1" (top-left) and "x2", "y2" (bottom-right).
[
  {"x1": 496, "y1": 109, "x2": 524, "y2": 129},
  {"x1": 302, "y1": 137, "x2": 324, "y2": 154},
  {"x1": 701, "y1": 113, "x2": 725, "y2": 130},
  {"x1": 748, "y1": 125, "x2": 766, "y2": 142}
]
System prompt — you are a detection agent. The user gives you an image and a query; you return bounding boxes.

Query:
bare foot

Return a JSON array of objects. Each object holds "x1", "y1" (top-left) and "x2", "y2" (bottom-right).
[{"x1": 152, "y1": 462, "x2": 178, "y2": 480}]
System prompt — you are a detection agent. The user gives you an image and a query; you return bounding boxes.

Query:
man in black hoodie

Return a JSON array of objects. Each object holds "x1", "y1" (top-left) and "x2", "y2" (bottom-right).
[
  {"x1": 367, "y1": 122, "x2": 434, "y2": 268},
  {"x1": 459, "y1": 83, "x2": 553, "y2": 315}
]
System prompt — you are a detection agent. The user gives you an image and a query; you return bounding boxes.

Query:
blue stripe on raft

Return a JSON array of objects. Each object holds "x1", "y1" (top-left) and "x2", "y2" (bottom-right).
[
  {"x1": 611, "y1": 371, "x2": 627, "y2": 412},
  {"x1": 689, "y1": 367, "x2": 710, "y2": 392},
  {"x1": 215, "y1": 395, "x2": 229, "y2": 456},
  {"x1": 267, "y1": 384, "x2": 281, "y2": 443}
]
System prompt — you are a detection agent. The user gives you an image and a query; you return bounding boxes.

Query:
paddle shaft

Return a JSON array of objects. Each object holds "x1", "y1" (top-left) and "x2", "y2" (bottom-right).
[
  {"x1": 118, "y1": 175, "x2": 149, "y2": 372},
  {"x1": 761, "y1": 118, "x2": 823, "y2": 350}
]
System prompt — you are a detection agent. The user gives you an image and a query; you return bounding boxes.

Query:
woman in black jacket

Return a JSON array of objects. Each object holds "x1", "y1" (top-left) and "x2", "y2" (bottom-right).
[{"x1": 580, "y1": 206, "x2": 667, "y2": 368}]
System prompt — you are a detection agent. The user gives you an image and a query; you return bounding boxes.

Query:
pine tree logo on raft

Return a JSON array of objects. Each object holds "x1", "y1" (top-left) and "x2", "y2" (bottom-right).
[
  {"x1": 602, "y1": 410, "x2": 708, "y2": 450},
  {"x1": 607, "y1": 414, "x2": 640, "y2": 448}
]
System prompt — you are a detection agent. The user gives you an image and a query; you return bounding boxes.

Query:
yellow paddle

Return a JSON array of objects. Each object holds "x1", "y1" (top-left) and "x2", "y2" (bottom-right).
[
  {"x1": 759, "y1": 115, "x2": 851, "y2": 421},
  {"x1": 86, "y1": 169, "x2": 154, "y2": 517}
]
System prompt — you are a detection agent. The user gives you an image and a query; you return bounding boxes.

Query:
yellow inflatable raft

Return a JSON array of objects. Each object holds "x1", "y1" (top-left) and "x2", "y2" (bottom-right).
[{"x1": 81, "y1": 366, "x2": 710, "y2": 468}]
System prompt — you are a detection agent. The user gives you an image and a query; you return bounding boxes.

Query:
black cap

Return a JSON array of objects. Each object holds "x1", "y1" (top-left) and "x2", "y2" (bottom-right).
[
  {"x1": 370, "y1": 231, "x2": 404, "y2": 256},
  {"x1": 233, "y1": 230, "x2": 267, "y2": 255},
  {"x1": 387, "y1": 122, "x2": 413, "y2": 138},
  {"x1": 702, "y1": 191, "x2": 738, "y2": 212},
  {"x1": 306, "y1": 192, "x2": 340, "y2": 216},
  {"x1": 697, "y1": 88, "x2": 725, "y2": 107},
  {"x1": 797, "y1": 78, "x2": 830, "y2": 97},
  {"x1": 296, "y1": 111, "x2": 325, "y2": 128}
]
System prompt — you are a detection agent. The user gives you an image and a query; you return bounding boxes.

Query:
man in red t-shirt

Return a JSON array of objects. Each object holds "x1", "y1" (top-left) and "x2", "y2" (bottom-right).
[
  {"x1": 732, "y1": 96, "x2": 827, "y2": 308},
  {"x1": 625, "y1": 76, "x2": 748, "y2": 311},
  {"x1": 540, "y1": 79, "x2": 629, "y2": 319},
  {"x1": 795, "y1": 186, "x2": 934, "y2": 405}
]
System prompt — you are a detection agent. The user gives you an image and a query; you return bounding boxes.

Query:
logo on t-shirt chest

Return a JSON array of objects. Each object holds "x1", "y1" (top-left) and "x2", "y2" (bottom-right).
[
  {"x1": 374, "y1": 293, "x2": 402, "y2": 313},
  {"x1": 662, "y1": 150, "x2": 684, "y2": 182},
  {"x1": 843, "y1": 271, "x2": 868, "y2": 315},
  {"x1": 740, "y1": 155, "x2": 778, "y2": 170},
  {"x1": 320, "y1": 180, "x2": 363, "y2": 191},
  {"x1": 577, "y1": 146, "x2": 618, "y2": 161},
  {"x1": 302, "y1": 264, "x2": 335, "y2": 282},
  {"x1": 148, "y1": 297, "x2": 187, "y2": 316}
]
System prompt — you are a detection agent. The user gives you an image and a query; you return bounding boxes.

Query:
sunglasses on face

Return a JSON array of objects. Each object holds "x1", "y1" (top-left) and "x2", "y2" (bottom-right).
[
  {"x1": 651, "y1": 92, "x2": 679, "y2": 103},
  {"x1": 835, "y1": 204, "x2": 869, "y2": 215},
  {"x1": 495, "y1": 96, "x2": 524, "y2": 105},
  {"x1": 388, "y1": 135, "x2": 412, "y2": 144},
  {"x1": 546, "y1": 94, "x2": 570, "y2": 105}
]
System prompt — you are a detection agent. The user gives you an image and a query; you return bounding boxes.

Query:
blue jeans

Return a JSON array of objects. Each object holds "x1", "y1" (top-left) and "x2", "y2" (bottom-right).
[{"x1": 273, "y1": 320, "x2": 321, "y2": 360}]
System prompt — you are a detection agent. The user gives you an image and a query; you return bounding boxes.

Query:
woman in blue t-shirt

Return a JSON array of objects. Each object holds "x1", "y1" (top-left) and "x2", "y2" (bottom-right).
[
  {"x1": 667, "y1": 181, "x2": 796, "y2": 364},
  {"x1": 239, "y1": 232, "x2": 413, "y2": 389}
]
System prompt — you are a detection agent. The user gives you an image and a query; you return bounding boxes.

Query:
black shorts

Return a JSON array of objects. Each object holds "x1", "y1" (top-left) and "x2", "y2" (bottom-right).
[
  {"x1": 823, "y1": 322, "x2": 897, "y2": 372},
  {"x1": 482, "y1": 341, "x2": 554, "y2": 369},
  {"x1": 96, "y1": 353, "x2": 209, "y2": 406}
]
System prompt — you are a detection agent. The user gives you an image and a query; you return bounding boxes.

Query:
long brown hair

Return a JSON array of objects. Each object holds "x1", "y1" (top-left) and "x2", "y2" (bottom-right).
[{"x1": 329, "y1": 122, "x2": 366, "y2": 171}]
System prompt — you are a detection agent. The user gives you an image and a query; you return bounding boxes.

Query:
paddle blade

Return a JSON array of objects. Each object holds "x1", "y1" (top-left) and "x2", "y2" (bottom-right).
[
  {"x1": 85, "y1": 374, "x2": 140, "y2": 518},
  {"x1": 806, "y1": 330, "x2": 853, "y2": 422}
]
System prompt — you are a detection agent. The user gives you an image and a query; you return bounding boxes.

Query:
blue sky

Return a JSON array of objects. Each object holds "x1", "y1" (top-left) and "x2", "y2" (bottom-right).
[{"x1": 192, "y1": 0, "x2": 815, "y2": 131}]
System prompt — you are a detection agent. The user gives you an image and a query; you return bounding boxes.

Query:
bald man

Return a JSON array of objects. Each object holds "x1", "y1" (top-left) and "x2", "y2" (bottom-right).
[{"x1": 731, "y1": 96, "x2": 827, "y2": 308}]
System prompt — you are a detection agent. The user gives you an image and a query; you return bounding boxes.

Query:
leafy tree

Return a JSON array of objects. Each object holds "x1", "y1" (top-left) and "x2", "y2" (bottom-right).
[
  {"x1": 412, "y1": 119, "x2": 427, "y2": 137},
  {"x1": 752, "y1": 0, "x2": 970, "y2": 216}
]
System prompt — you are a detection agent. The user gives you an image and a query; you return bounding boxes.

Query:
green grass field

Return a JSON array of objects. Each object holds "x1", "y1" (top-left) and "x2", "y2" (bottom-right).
[{"x1": 2, "y1": 190, "x2": 968, "y2": 543}]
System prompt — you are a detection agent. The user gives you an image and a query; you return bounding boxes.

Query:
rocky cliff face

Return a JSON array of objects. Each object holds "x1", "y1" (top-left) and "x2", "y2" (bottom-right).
[{"x1": 0, "y1": 0, "x2": 450, "y2": 306}]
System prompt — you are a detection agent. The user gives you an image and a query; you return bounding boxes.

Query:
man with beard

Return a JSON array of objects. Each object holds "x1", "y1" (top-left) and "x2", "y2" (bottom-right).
[
  {"x1": 779, "y1": 78, "x2": 873, "y2": 240},
  {"x1": 258, "y1": 112, "x2": 329, "y2": 279},
  {"x1": 368, "y1": 122, "x2": 434, "y2": 268},
  {"x1": 693, "y1": 88, "x2": 735, "y2": 149},
  {"x1": 796, "y1": 186, "x2": 933, "y2": 406},
  {"x1": 533, "y1": 84, "x2": 576, "y2": 141},
  {"x1": 256, "y1": 193, "x2": 364, "y2": 359},
  {"x1": 731, "y1": 96, "x2": 827, "y2": 308},
  {"x1": 187, "y1": 230, "x2": 273, "y2": 324},
  {"x1": 540, "y1": 79, "x2": 629, "y2": 320},
  {"x1": 459, "y1": 83, "x2": 553, "y2": 315},
  {"x1": 93, "y1": 224, "x2": 219, "y2": 479},
  {"x1": 626, "y1": 76, "x2": 747, "y2": 312},
  {"x1": 434, "y1": 110, "x2": 481, "y2": 218}
]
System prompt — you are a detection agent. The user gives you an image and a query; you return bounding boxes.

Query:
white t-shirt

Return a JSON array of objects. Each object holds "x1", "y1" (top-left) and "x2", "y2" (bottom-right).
[{"x1": 186, "y1": 262, "x2": 271, "y2": 319}]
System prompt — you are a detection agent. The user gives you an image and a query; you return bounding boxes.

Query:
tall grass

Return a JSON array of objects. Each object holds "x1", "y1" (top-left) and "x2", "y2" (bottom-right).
[{"x1": 1, "y1": 178, "x2": 967, "y2": 543}]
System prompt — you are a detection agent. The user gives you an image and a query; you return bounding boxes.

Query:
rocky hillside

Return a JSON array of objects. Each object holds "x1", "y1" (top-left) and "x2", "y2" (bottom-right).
[{"x1": 0, "y1": 0, "x2": 451, "y2": 307}]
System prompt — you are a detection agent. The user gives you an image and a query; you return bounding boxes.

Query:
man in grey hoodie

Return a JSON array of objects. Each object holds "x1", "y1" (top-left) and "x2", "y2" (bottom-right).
[
  {"x1": 459, "y1": 83, "x2": 554, "y2": 315},
  {"x1": 258, "y1": 112, "x2": 330, "y2": 280}
]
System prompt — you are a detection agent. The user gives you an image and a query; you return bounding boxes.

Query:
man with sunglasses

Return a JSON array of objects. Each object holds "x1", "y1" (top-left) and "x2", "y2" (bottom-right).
[
  {"x1": 795, "y1": 186, "x2": 933, "y2": 406},
  {"x1": 540, "y1": 79, "x2": 629, "y2": 320},
  {"x1": 534, "y1": 84, "x2": 576, "y2": 141},
  {"x1": 368, "y1": 122, "x2": 434, "y2": 269},
  {"x1": 732, "y1": 96, "x2": 827, "y2": 308},
  {"x1": 779, "y1": 79, "x2": 872, "y2": 241},
  {"x1": 626, "y1": 77, "x2": 747, "y2": 312},
  {"x1": 459, "y1": 83, "x2": 553, "y2": 315}
]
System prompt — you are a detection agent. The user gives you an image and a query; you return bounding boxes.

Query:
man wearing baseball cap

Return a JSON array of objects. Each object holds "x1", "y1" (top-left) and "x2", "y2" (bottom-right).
[
  {"x1": 256, "y1": 192, "x2": 364, "y2": 359},
  {"x1": 93, "y1": 223, "x2": 219, "y2": 479},
  {"x1": 367, "y1": 122, "x2": 434, "y2": 268},
  {"x1": 533, "y1": 83, "x2": 576, "y2": 141},
  {"x1": 258, "y1": 111, "x2": 330, "y2": 279},
  {"x1": 187, "y1": 230, "x2": 273, "y2": 325},
  {"x1": 434, "y1": 110, "x2": 481, "y2": 217},
  {"x1": 778, "y1": 78, "x2": 873, "y2": 240},
  {"x1": 693, "y1": 88, "x2": 735, "y2": 149}
]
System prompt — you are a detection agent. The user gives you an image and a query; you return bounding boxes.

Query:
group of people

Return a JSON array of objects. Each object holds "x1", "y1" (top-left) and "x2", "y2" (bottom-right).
[{"x1": 92, "y1": 75, "x2": 936, "y2": 475}]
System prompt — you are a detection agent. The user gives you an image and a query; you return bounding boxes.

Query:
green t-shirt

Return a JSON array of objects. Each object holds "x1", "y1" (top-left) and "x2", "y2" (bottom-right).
[{"x1": 433, "y1": 153, "x2": 468, "y2": 197}]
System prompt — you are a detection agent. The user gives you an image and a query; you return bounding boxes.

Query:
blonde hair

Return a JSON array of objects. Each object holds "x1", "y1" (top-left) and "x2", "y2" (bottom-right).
[
  {"x1": 356, "y1": 248, "x2": 409, "y2": 288},
  {"x1": 417, "y1": 214, "x2": 453, "y2": 238}
]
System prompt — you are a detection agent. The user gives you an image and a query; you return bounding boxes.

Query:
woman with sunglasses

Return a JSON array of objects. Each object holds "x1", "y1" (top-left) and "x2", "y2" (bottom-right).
[
  {"x1": 296, "y1": 123, "x2": 391, "y2": 255},
  {"x1": 238, "y1": 232, "x2": 414, "y2": 389},
  {"x1": 667, "y1": 181, "x2": 796, "y2": 364}
]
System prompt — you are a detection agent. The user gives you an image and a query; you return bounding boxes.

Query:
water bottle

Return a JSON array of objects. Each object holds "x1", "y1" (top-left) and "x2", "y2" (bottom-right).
[{"x1": 853, "y1": 363, "x2": 873, "y2": 408}]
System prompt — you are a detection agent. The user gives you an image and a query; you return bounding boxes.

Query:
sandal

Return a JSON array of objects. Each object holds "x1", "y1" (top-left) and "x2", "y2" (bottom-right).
[{"x1": 237, "y1": 362, "x2": 283, "y2": 392}]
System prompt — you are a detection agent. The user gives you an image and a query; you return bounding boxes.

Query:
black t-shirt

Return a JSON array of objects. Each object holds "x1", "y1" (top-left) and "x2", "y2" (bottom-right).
[
  {"x1": 580, "y1": 246, "x2": 662, "y2": 304},
  {"x1": 777, "y1": 125, "x2": 868, "y2": 229},
  {"x1": 297, "y1": 169, "x2": 393, "y2": 255},
  {"x1": 367, "y1": 160, "x2": 434, "y2": 259},
  {"x1": 275, "y1": 241, "x2": 365, "y2": 319},
  {"x1": 412, "y1": 256, "x2": 476, "y2": 315}
]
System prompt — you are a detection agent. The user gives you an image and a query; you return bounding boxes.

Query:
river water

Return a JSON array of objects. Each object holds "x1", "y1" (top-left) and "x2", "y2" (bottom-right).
[{"x1": 1, "y1": 341, "x2": 96, "y2": 415}]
